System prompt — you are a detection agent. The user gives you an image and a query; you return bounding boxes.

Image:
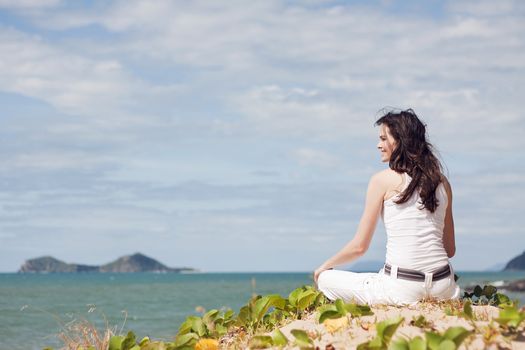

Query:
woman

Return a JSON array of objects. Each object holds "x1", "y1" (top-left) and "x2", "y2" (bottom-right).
[{"x1": 314, "y1": 109, "x2": 460, "y2": 306}]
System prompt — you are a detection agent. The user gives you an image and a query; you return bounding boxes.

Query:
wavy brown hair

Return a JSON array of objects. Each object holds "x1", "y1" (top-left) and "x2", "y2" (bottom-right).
[{"x1": 375, "y1": 109, "x2": 444, "y2": 213}]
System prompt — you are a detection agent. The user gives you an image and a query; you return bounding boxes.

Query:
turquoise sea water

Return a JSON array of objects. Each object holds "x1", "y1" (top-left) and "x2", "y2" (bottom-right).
[{"x1": 1, "y1": 271, "x2": 524, "y2": 350}]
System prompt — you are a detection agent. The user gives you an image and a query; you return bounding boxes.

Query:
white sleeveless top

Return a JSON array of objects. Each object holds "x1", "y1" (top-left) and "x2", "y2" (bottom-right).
[{"x1": 381, "y1": 172, "x2": 450, "y2": 272}]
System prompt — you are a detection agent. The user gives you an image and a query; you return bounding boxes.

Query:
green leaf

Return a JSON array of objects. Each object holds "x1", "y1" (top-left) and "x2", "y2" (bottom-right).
[
  {"x1": 318, "y1": 310, "x2": 341, "y2": 323},
  {"x1": 290, "y1": 329, "x2": 314, "y2": 349},
  {"x1": 121, "y1": 331, "x2": 137, "y2": 350},
  {"x1": 203, "y1": 309, "x2": 219, "y2": 326},
  {"x1": 335, "y1": 299, "x2": 347, "y2": 316},
  {"x1": 358, "y1": 317, "x2": 403, "y2": 350},
  {"x1": 316, "y1": 304, "x2": 338, "y2": 322},
  {"x1": 389, "y1": 338, "x2": 409, "y2": 350},
  {"x1": 108, "y1": 335, "x2": 124, "y2": 350},
  {"x1": 141, "y1": 341, "x2": 167, "y2": 350},
  {"x1": 237, "y1": 304, "x2": 251, "y2": 326},
  {"x1": 252, "y1": 295, "x2": 271, "y2": 320},
  {"x1": 249, "y1": 335, "x2": 273, "y2": 349},
  {"x1": 191, "y1": 317, "x2": 207, "y2": 337},
  {"x1": 271, "y1": 328, "x2": 288, "y2": 347},
  {"x1": 215, "y1": 323, "x2": 227, "y2": 337},
  {"x1": 288, "y1": 287, "x2": 305, "y2": 307},
  {"x1": 437, "y1": 339, "x2": 456, "y2": 350},
  {"x1": 462, "y1": 300, "x2": 473, "y2": 320},
  {"x1": 173, "y1": 333, "x2": 199, "y2": 348},
  {"x1": 365, "y1": 336, "x2": 383, "y2": 349},
  {"x1": 253, "y1": 294, "x2": 286, "y2": 323},
  {"x1": 443, "y1": 327, "x2": 471, "y2": 347},
  {"x1": 495, "y1": 305, "x2": 525, "y2": 328},
  {"x1": 313, "y1": 291, "x2": 327, "y2": 308},
  {"x1": 269, "y1": 294, "x2": 287, "y2": 310},
  {"x1": 346, "y1": 304, "x2": 374, "y2": 317},
  {"x1": 297, "y1": 290, "x2": 318, "y2": 311},
  {"x1": 139, "y1": 336, "x2": 150, "y2": 346},
  {"x1": 482, "y1": 285, "x2": 497, "y2": 298},
  {"x1": 223, "y1": 308, "x2": 234, "y2": 320},
  {"x1": 376, "y1": 316, "x2": 404, "y2": 345},
  {"x1": 473, "y1": 285, "x2": 483, "y2": 298},
  {"x1": 495, "y1": 293, "x2": 511, "y2": 307},
  {"x1": 411, "y1": 315, "x2": 428, "y2": 328},
  {"x1": 408, "y1": 336, "x2": 426, "y2": 350},
  {"x1": 178, "y1": 316, "x2": 199, "y2": 335},
  {"x1": 425, "y1": 331, "x2": 443, "y2": 350}
]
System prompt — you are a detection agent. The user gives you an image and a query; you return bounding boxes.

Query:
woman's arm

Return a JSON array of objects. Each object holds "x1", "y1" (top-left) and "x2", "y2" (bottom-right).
[
  {"x1": 314, "y1": 172, "x2": 386, "y2": 282},
  {"x1": 442, "y1": 177, "x2": 456, "y2": 258}
]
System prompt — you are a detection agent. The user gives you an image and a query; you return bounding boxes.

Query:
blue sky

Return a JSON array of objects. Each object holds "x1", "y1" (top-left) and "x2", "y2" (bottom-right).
[{"x1": 0, "y1": 0, "x2": 524, "y2": 272}]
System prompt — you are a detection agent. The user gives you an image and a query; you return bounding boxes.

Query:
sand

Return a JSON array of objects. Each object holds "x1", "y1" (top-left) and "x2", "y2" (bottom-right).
[{"x1": 269, "y1": 302, "x2": 525, "y2": 349}]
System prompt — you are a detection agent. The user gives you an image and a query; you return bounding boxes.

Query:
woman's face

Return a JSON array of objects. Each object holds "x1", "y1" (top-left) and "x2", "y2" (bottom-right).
[{"x1": 377, "y1": 124, "x2": 397, "y2": 163}]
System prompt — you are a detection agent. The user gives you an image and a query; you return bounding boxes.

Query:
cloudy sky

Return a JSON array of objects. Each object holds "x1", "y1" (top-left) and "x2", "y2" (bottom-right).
[{"x1": 0, "y1": 0, "x2": 523, "y2": 272}]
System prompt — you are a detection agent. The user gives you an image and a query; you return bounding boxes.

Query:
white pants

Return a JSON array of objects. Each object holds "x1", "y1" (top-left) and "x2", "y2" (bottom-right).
[{"x1": 317, "y1": 264, "x2": 461, "y2": 306}]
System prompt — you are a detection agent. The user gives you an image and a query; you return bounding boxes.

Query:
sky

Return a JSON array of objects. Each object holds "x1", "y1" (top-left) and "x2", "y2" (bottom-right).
[{"x1": 0, "y1": 0, "x2": 524, "y2": 272}]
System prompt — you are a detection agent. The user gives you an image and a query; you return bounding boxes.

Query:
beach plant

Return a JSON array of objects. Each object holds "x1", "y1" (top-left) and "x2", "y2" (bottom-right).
[
  {"x1": 248, "y1": 335, "x2": 274, "y2": 349},
  {"x1": 47, "y1": 282, "x2": 524, "y2": 350},
  {"x1": 290, "y1": 329, "x2": 315, "y2": 350},
  {"x1": 236, "y1": 294, "x2": 287, "y2": 331},
  {"x1": 456, "y1": 299, "x2": 478, "y2": 325},
  {"x1": 494, "y1": 304, "x2": 525, "y2": 333},
  {"x1": 247, "y1": 329, "x2": 289, "y2": 349},
  {"x1": 409, "y1": 315, "x2": 433, "y2": 330},
  {"x1": 356, "y1": 316, "x2": 404, "y2": 350},
  {"x1": 317, "y1": 298, "x2": 374, "y2": 323},
  {"x1": 235, "y1": 286, "x2": 325, "y2": 332},
  {"x1": 201, "y1": 308, "x2": 236, "y2": 338},
  {"x1": 389, "y1": 336, "x2": 426, "y2": 350},
  {"x1": 391, "y1": 326, "x2": 472, "y2": 350},
  {"x1": 106, "y1": 331, "x2": 179, "y2": 350},
  {"x1": 480, "y1": 322, "x2": 502, "y2": 348},
  {"x1": 287, "y1": 285, "x2": 326, "y2": 317},
  {"x1": 176, "y1": 308, "x2": 235, "y2": 340},
  {"x1": 425, "y1": 327, "x2": 473, "y2": 350},
  {"x1": 462, "y1": 284, "x2": 514, "y2": 307}
]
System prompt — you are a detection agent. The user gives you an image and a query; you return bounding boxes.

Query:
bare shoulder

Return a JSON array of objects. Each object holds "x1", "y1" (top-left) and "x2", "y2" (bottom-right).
[
  {"x1": 370, "y1": 169, "x2": 402, "y2": 190},
  {"x1": 371, "y1": 168, "x2": 392, "y2": 181},
  {"x1": 440, "y1": 174, "x2": 453, "y2": 198}
]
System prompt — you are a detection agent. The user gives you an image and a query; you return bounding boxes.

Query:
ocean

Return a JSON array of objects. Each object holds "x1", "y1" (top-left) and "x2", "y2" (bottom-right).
[{"x1": 1, "y1": 271, "x2": 524, "y2": 350}]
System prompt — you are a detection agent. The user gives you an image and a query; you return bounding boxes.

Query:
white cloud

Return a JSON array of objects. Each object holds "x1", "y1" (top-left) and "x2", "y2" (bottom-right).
[
  {"x1": 0, "y1": 0, "x2": 60, "y2": 9},
  {"x1": 447, "y1": 0, "x2": 521, "y2": 16},
  {"x1": 233, "y1": 85, "x2": 370, "y2": 139},
  {"x1": 0, "y1": 28, "x2": 134, "y2": 114},
  {"x1": 8, "y1": 151, "x2": 116, "y2": 171},
  {"x1": 291, "y1": 148, "x2": 340, "y2": 168}
]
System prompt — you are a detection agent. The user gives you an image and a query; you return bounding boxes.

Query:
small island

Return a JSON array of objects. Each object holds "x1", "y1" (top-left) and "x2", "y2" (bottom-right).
[
  {"x1": 503, "y1": 250, "x2": 525, "y2": 271},
  {"x1": 18, "y1": 252, "x2": 196, "y2": 273}
]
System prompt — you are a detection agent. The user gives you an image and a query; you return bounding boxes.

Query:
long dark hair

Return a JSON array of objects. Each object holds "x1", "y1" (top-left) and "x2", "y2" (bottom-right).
[{"x1": 375, "y1": 109, "x2": 444, "y2": 213}]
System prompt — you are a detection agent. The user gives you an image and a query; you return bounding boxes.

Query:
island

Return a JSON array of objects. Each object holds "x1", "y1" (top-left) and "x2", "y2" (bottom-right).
[
  {"x1": 503, "y1": 250, "x2": 525, "y2": 270},
  {"x1": 18, "y1": 252, "x2": 196, "y2": 273}
]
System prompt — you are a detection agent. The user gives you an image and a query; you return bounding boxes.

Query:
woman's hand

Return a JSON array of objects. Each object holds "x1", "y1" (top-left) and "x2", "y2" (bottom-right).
[{"x1": 314, "y1": 266, "x2": 331, "y2": 285}]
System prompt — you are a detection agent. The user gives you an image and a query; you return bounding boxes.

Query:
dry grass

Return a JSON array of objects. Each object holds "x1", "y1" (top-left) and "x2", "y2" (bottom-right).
[
  {"x1": 57, "y1": 318, "x2": 116, "y2": 350},
  {"x1": 36, "y1": 304, "x2": 127, "y2": 350}
]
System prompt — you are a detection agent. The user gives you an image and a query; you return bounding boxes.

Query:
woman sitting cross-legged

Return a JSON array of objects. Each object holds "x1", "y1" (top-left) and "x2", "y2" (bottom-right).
[{"x1": 314, "y1": 109, "x2": 460, "y2": 306}]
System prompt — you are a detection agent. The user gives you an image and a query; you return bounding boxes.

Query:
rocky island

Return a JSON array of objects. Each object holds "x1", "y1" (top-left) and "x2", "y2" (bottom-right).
[
  {"x1": 18, "y1": 252, "x2": 195, "y2": 273},
  {"x1": 503, "y1": 250, "x2": 525, "y2": 270}
]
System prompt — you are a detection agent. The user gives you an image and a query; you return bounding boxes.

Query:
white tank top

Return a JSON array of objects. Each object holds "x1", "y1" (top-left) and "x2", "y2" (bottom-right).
[{"x1": 381, "y1": 172, "x2": 450, "y2": 272}]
